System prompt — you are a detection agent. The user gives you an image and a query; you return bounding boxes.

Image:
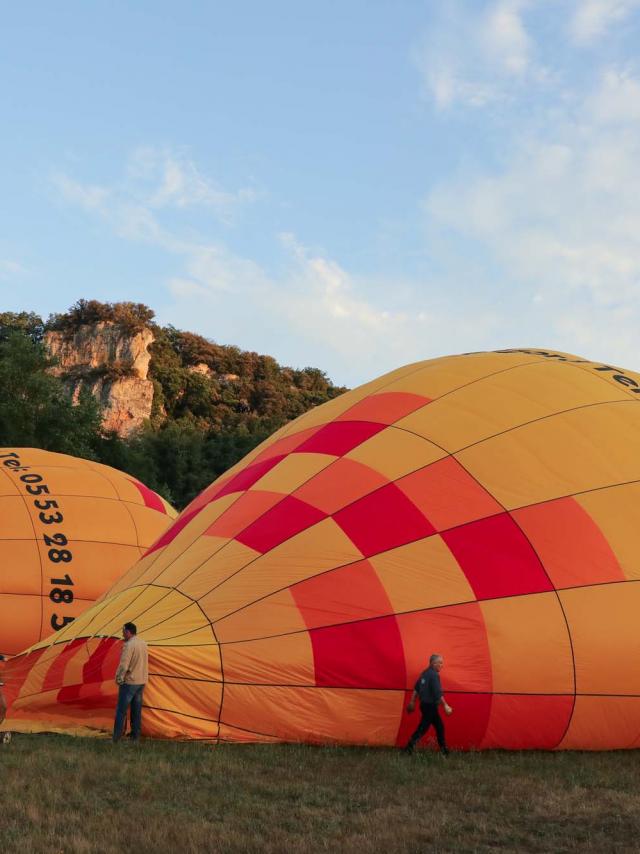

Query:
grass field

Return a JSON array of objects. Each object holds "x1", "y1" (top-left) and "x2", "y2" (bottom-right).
[{"x1": 2, "y1": 734, "x2": 640, "y2": 853}]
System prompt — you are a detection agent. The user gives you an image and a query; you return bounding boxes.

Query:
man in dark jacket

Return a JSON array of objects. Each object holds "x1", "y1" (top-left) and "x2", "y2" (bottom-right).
[{"x1": 404, "y1": 653, "x2": 452, "y2": 755}]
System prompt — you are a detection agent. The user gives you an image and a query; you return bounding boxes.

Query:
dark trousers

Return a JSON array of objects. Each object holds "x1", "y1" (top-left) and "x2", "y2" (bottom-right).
[
  {"x1": 407, "y1": 702, "x2": 448, "y2": 753},
  {"x1": 113, "y1": 683, "x2": 145, "y2": 741}
]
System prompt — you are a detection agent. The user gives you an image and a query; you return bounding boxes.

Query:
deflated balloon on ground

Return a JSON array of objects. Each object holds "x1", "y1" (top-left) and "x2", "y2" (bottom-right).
[
  {"x1": 0, "y1": 448, "x2": 175, "y2": 657},
  {"x1": 5, "y1": 349, "x2": 640, "y2": 750}
]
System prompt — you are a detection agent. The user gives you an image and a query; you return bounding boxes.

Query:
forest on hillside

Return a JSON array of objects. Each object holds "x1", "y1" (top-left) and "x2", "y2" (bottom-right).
[{"x1": 0, "y1": 301, "x2": 347, "y2": 508}]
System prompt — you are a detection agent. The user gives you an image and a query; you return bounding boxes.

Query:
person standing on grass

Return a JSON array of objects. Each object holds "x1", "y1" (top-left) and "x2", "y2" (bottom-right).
[
  {"x1": 113, "y1": 622, "x2": 148, "y2": 743},
  {"x1": 0, "y1": 654, "x2": 10, "y2": 744},
  {"x1": 404, "y1": 653, "x2": 453, "y2": 756}
]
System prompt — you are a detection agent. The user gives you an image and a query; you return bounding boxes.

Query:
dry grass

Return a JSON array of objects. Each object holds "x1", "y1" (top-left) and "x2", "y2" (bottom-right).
[{"x1": 2, "y1": 734, "x2": 640, "y2": 853}]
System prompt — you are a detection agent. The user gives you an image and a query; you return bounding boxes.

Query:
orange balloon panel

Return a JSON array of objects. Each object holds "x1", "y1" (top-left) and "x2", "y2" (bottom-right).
[
  {"x1": 7, "y1": 349, "x2": 640, "y2": 750},
  {"x1": 0, "y1": 448, "x2": 176, "y2": 656}
]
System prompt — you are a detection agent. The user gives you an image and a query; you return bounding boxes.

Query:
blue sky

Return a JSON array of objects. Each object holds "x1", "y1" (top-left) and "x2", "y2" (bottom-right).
[{"x1": 2, "y1": 1, "x2": 640, "y2": 386}]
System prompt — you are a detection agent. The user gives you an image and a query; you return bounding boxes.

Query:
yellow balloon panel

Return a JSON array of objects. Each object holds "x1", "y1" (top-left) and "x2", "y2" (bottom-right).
[
  {"x1": 559, "y1": 697, "x2": 640, "y2": 750},
  {"x1": 214, "y1": 589, "x2": 308, "y2": 644},
  {"x1": 559, "y1": 583, "x2": 640, "y2": 695},
  {"x1": 479, "y1": 593, "x2": 573, "y2": 694},
  {"x1": 397, "y1": 358, "x2": 628, "y2": 451},
  {"x1": 457, "y1": 402, "x2": 640, "y2": 509},
  {"x1": 0, "y1": 496, "x2": 37, "y2": 537},
  {"x1": 199, "y1": 519, "x2": 363, "y2": 623},
  {"x1": 0, "y1": 540, "x2": 42, "y2": 594},
  {"x1": 143, "y1": 675, "x2": 222, "y2": 739},
  {"x1": 127, "y1": 505, "x2": 177, "y2": 549},
  {"x1": 250, "y1": 452, "x2": 335, "y2": 494},
  {"x1": 346, "y1": 427, "x2": 445, "y2": 480},
  {"x1": 221, "y1": 685, "x2": 403, "y2": 746},
  {"x1": 576, "y1": 484, "x2": 640, "y2": 581},
  {"x1": 1, "y1": 594, "x2": 41, "y2": 656},
  {"x1": 383, "y1": 350, "x2": 544, "y2": 399},
  {"x1": 9, "y1": 349, "x2": 640, "y2": 750},
  {"x1": 23, "y1": 466, "x2": 121, "y2": 499},
  {"x1": 178, "y1": 539, "x2": 259, "y2": 601},
  {"x1": 222, "y1": 633, "x2": 315, "y2": 686},
  {"x1": 369, "y1": 536, "x2": 475, "y2": 614}
]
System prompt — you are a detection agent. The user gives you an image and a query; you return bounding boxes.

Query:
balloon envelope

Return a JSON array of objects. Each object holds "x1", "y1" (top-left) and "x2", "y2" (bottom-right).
[
  {"x1": 0, "y1": 448, "x2": 175, "y2": 656},
  {"x1": 6, "y1": 350, "x2": 640, "y2": 749}
]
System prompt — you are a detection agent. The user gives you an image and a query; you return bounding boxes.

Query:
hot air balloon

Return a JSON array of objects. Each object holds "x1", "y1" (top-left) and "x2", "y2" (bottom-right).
[
  {"x1": 0, "y1": 448, "x2": 175, "y2": 657},
  {"x1": 6, "y1": 349, "x2": 640, "y2": 749}
]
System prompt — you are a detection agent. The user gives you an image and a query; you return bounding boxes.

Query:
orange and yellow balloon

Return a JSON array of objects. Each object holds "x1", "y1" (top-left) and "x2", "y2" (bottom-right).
[
  {"x1": 0, "y1": 448, "x2": 175, "y2": 657},
  {"x1": 6, "y1": 349, "x2": 640, "y2": 749}
]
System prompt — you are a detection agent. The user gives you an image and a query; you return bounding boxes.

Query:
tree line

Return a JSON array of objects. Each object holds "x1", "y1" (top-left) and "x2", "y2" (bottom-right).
[{"x1": 0, "y1": 303, "x2": 346, "y2": 509}]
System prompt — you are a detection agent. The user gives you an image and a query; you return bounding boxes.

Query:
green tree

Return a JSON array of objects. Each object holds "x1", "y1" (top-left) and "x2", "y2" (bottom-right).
[
  {"x1": 47, "y1": 299, "x2": 155, "y2": 334},
  {"x1": 0, "y1": 332, "x2": 102, "y2": 458},
  {"x1": 1, "y1": 300, "x2": 350, "y2": 510},
  {"x1": 0, "y1": 311, "x2": 45, "y2": 343}
]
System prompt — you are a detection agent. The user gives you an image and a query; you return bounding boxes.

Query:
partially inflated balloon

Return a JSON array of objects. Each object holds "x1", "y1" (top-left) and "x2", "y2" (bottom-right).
[
  {"x1": 0, "y1": 448, "x2": 175, "y2": 656},
  {"x1": 7, "y1": 350, "x2": 640, "y2": 749}
]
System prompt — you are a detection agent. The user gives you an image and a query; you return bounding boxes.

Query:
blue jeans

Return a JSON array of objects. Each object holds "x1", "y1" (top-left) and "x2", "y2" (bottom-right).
[{"x1": 113, "y1": 683, "x2": 145, "y2": 741}]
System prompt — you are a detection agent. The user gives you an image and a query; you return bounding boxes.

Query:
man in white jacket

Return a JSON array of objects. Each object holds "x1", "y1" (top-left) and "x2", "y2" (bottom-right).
[{"x1": 112, "y1": 622, "x2": 149, "y2": 743}]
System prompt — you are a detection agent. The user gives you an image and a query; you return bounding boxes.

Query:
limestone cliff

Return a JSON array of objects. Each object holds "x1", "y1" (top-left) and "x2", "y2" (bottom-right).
[{"x1": 45, "y1": 322, "x2": 154, "y2": 437}]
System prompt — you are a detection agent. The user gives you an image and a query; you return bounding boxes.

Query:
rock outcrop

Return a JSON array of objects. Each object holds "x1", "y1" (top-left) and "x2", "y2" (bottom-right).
[
  {"x1": 186, "y1": 363, "x2": 240, "y2": 384},
  {"x1": 45, "y1": 323, "x2": 154, "y2": 437},
  {"x1": 187, "y1": 362, "x2": 212, "y2": 377}
]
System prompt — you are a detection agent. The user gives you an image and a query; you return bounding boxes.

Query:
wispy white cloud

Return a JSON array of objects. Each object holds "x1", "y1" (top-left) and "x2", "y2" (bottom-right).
[
  {"x1": 424, "y1": 63, "x2": 640, "y2": 367},
  {"x1": 127, "y1": 147, "x2": 257, "y2": 221},
  {"x1": 168, "y1": 243, "x2": 270, "y2": 296},
  {"x1": 262, "y1": 234, "x2": 500, "y2": 375},
  {"x1": 414, "y1": 0, "x2": 543, "y2": 109},
  {"x1": 50, "y1": 150, "x2": 502, "y2": 382},
  {"x1": 46, "y1": 0, "x2": 640, "y2": 382},
  {"x1": 586, "y1": 67, "x2": 640, "y2": 122},
  {"x1": 0, "y1": 259, "x2": 28, "y2": 279},
  {"x1": 483, "y1": 0, "x2": 532, "y2": 74},
  {"x1": 53, "y1": 146, "x2": 257, "y2": 230},
  {"x1": 169, "y1": 231, "x2": 500, "y2": 380},
  {"x1": 570, "y1": 0, "x2": 640, "y2": 45},
  {"x1": 52, "y1": 173, "x2": 109, "y2": 212},
  {"x1": 51, "y1": 149, "x2": 264, "y2": 295},
  {"x1": 415, "y1": 0, "x2": 640, "y2": 111},
  {"x1": 276, "y1": 233, "x2": 414, "y2": 357}
]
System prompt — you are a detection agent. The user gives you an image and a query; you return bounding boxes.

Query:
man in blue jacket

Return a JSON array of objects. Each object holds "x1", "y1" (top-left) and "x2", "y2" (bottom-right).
[{"x1": 404, "y1": 653, "x2": 453, "y2": 755}]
